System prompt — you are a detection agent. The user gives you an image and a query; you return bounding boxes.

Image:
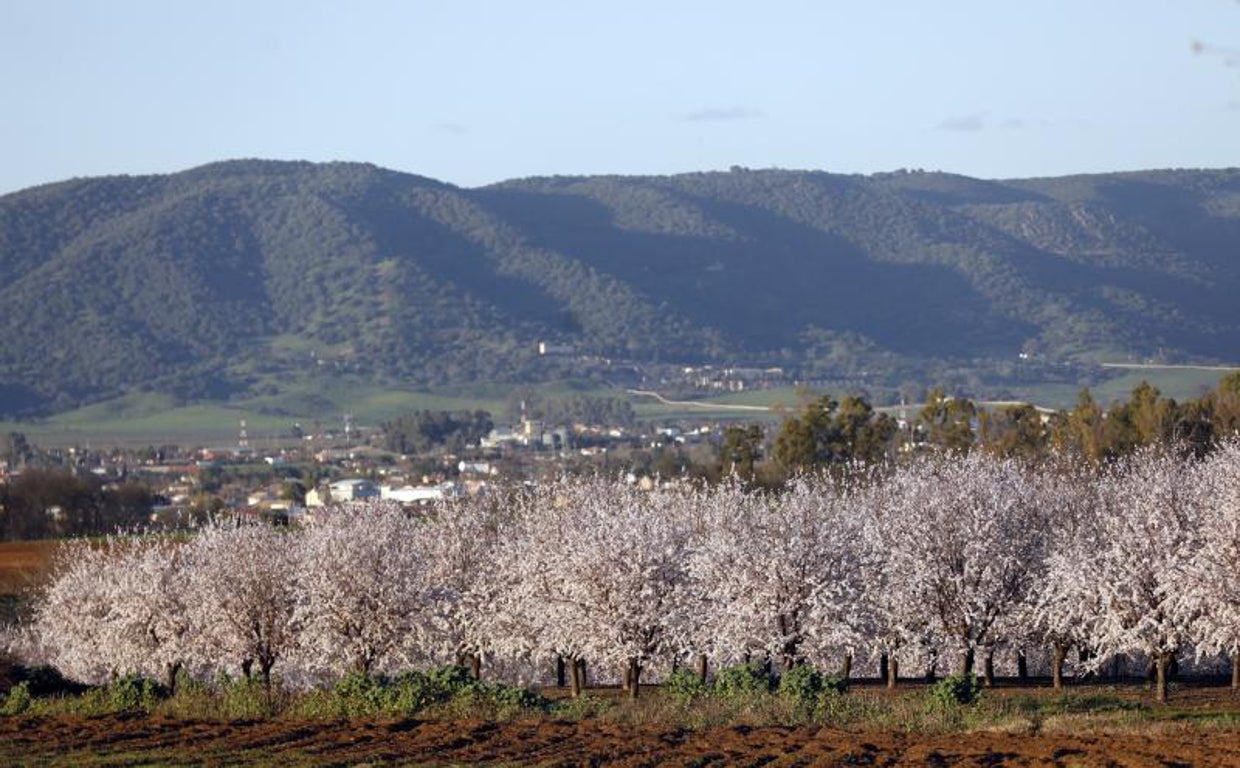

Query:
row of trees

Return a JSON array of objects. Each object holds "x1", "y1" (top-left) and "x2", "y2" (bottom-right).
[
  {"x1": 0, "y1": 469, "x2": 154, "y2": 541},
  {"x1": 763, "y1": 375, "x2": 1240, "y2": 479},
  {"x1": 380, "y1": 409, "x2": 494, "y2": 455},
  {"x1": 18, "y1": 444, "x2": 1240, "y2": 702}
]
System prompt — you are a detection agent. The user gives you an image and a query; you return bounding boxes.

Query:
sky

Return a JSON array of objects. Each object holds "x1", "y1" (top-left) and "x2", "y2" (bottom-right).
[{"x1": 1, "y1": 0, "x2": 1237, "y2": 194}]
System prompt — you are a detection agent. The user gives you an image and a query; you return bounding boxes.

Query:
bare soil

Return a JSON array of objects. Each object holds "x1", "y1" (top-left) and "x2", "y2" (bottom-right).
[
  {"x1": 2, "y1": 705, "x2": 1239, "y2": 767},
  {"x1": 0, "y1": 539, "x2": 59, "y2": 592},
  {"x1": 0, "y1": 539, "x2": 59, "y2": 625}
]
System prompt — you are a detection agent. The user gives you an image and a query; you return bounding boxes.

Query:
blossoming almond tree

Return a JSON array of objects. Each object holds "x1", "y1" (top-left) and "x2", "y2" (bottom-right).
[
  {"x1": 415, "y1": 493, "x2": 514, "y2": 678},
  {"x1": 490, "y1": 482, "x2": 591, "y2": 693},
  {"x1": 503, "y1": 478, "x2": 692, "y2": 698},
  {"x1": 1171, "y1": 441, "x2": 1240, "y2": 690},
  {"x1": 32, "y1": 536, "x2": 194, "y2": 690},
  {"x1": 33, "y1": 539, "x2": 132, "y2": 685},
  {"x1": 106, "y1": 537, "x2": 195, "y2": 691},
  {"x1": 871, "y1": 452, "x2": 1047, "y2": 682},
  {"x1": 296, "y1": 502, "x2": 428, "y2": 678},
  {"x1": 1082, "y1": 447, "x2": 1204, "y2": 702},
  {"x1": 185, "y1": 521, "x2": 301, "y2": 691},
  {"x1": 688, "y1": 475, "x2": 868, "y2": 677},
  {"x1": 1020, "y1": 462, "x2": 1106, "y2": 689}
]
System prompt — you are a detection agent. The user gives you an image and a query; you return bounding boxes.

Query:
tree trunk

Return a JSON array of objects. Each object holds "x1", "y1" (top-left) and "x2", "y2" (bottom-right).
[
  {"x1": 879, "y1": 653, "x2": 889, "y2": 684},
  {"x1": 569, "y1": 658, "x2": 582, "y2": 697},
  {"x1": 627, "y1": 658, "x2": 642, "y2": 700},
  {"x1": 982, "y1": 649, "x2": 995, "y2": 687},
  {"x1": 241, "y1": 658, "x2": 253, "y2": 682},
  {"x1": 577, "y1": 658, "x2": 588, "y2": 688},
  {"x1": 622, "y1": 663, "x2": 632, "y2": 693},
  {"x1": 1016, "y1": 650, "x2": 1028, "y2": 681},
  {"x1": 260, "y1": 659, "x2": 274, "y2": 694},
  {"x1": 1052, "y1": 643, "x2": 1067, "y2": 691},
  {"x1": 1155, "y1": 651, "x2": 1172, "y2": 704},
  {"x1": 840, "y1": 653, "x2": 853, "y2": 681},
  {"x1": 556, "y1": 655, "x2": 566, "y2": 688},
  {"x1": 958, "y1": 647, "x2": 975, "y2": 678},
  {"x1": 468, "y1": 653, "x2": 481, "y2": 681},
  {"x1": 164, "y1": 661, "x2": 182, "y2": 695},
  {"x1": 925, "y1": 653, "x2": 938, "y2": 683},
  {"x1": 696, "y1": 653, "x2": 708, "y2": 686},
  {"x1": 887, "y1": 656, "x2": 899, "y2": 690},
  {"x1": 1232, "y1": 651, "x2": 1240, "y2": 693}
]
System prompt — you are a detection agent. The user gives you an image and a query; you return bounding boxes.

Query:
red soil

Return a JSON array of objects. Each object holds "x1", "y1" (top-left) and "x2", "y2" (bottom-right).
[{"x1": 1, "y1": 711, "x2": 1238, "y2": 766}]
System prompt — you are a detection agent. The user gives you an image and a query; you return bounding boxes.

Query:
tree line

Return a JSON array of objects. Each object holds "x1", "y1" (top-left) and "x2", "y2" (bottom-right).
[
  {"x1": 0, "y1": 469, "x2": 154, "y2": 541},
  {"x1": 736, "y1": 374, "x2": 1240, "y2": 484},
  {"x1": 16, "y1": 441, "x2": 1240, "y2": 703}
]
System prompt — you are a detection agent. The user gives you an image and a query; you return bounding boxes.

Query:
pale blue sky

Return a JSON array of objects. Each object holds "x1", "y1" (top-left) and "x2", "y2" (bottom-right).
[{"x1": 1, "y1": 0, "x2": 1236, "y2": 194}]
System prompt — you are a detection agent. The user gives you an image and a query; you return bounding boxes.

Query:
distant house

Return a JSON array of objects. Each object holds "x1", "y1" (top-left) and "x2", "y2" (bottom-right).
[
  {"x1": 481, "y1": 427, "x2": 520, "y2": 449},
  {"x1": 328, "y1": 478, "x2": 380, "y2": 501},
  {"x1": 380, "y1": 482, "x2": 461, "y2": 504},
  {"x1": 538, "y1": 341, "x2": 575, "y2": 356}
]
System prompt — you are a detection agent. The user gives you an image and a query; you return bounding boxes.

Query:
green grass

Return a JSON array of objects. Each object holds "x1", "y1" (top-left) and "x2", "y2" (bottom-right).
[
  {"x1": 241, "y1": 377, "x2": 508, "y2": 424},
  {"x1": 8, "y1": 365, "x2": 1236, "y2": 449},
  {"x1": 28, "y1": 403, "x2": 294, "y2": 448},
  {"x1": 631, "y1": 405, "x2": 781, "y2": 423},
  {"x1": 1003, "y1": 382, "x2": 1096, "y2": 411},
  {"x1": 693, "y1": 387, "x2": 807, "y2": 409},
  {"x1": 1090, "y1": 368, "x2": 1234, "y2": 405}
]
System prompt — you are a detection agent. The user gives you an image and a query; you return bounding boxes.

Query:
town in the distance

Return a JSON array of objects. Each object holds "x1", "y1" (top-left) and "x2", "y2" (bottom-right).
[{"x1": 3, "y1": 359, "x2": 1237, "y2": 541}]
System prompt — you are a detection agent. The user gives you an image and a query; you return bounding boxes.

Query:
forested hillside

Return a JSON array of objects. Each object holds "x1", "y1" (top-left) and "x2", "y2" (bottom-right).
[{"x1": 2, "y1": 160, "x2": 1238, "y2": 416}]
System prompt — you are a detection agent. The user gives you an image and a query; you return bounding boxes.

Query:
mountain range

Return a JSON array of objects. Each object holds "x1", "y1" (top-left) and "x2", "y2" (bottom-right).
[{"x1": 2, "y1": 160, "x2": 1239, "y2": 417}]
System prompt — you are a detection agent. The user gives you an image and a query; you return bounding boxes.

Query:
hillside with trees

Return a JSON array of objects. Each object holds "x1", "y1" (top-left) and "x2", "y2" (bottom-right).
[{"x1": 2, "y1": 160, "x2": 1239, "y2": 416}]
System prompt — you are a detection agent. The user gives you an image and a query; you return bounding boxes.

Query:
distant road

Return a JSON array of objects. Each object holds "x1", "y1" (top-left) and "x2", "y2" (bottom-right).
[
  {"x1": 1100, "y1": 363, "x2": 1240, "y2": 372},
  {"x1": 625, "y1": 389, "x2": 772, "y2": 412}
]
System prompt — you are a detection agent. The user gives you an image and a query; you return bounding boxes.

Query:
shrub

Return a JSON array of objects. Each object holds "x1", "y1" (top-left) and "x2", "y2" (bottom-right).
[
  {"x1": 665, "y1": 668, "x2": 709, "y2": 702},
  {"x1": 426, "y1": 664, "x2": 474, "y2": 695},
  {"x1": 2, "y1": 682, "x2": 32, "y2": 715},
  {"x1": 928, "y1": 673, "x2": 981, "y2": 708},
  {"x1": 332, "y1": 671, "x2": 392, "y2": 716},
  {"x1": 384, "y1": 671, "x2": 437, "y2": 714},
  {"x1": 313, "y1": 665, "x2": 547, "y2": 720},
  {"x1": 713, "y1": 662, "x2": 771, "y2": 698},
  {"x1": 103, "y1": 674, "x2": 169, "y2": 712},
  {"x1": 777, "y1": 664, "x2": 847, "y2": 703},
  {"x1": 473, "y1": 680, "x2": 545, "y2": 712}
]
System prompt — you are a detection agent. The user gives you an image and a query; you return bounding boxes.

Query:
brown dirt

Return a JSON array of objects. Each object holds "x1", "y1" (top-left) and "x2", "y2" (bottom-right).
[
  {"x1": 0, "y1": 539, "x2": 60, "y2": 627},
  {"x1": 0, "y1": 711, "x2": 1238, "y2": 767},
  {"x1": 0, "y1": 539, "x2": 60, "y2": 594}
]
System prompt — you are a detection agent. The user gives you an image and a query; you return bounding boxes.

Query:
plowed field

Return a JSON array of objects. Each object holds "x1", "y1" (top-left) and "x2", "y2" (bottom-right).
[{"x1": 2, "y1": 711, "x2": 1239, "y2": 766}]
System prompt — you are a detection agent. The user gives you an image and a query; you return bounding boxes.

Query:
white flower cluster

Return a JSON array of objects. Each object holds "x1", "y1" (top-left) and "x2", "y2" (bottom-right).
[{"x1": 20, "y1": 443, "x2": 1240, "y2": 701}]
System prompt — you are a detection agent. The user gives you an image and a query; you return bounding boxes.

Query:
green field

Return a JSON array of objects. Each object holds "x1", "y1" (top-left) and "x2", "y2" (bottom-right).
[
  {"x1": 1010, "y1": 366, "x2": 1236, "y2": 411},
  {"x1": 4, "y1": 366, "x2": 1236, "y2": 449},
  {"x1": 0, "y1": 383, "x2": 509, "y2": 449},
  {"x1": 1089, "y1": 366, "x2": 1237, "y2": 404}
]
